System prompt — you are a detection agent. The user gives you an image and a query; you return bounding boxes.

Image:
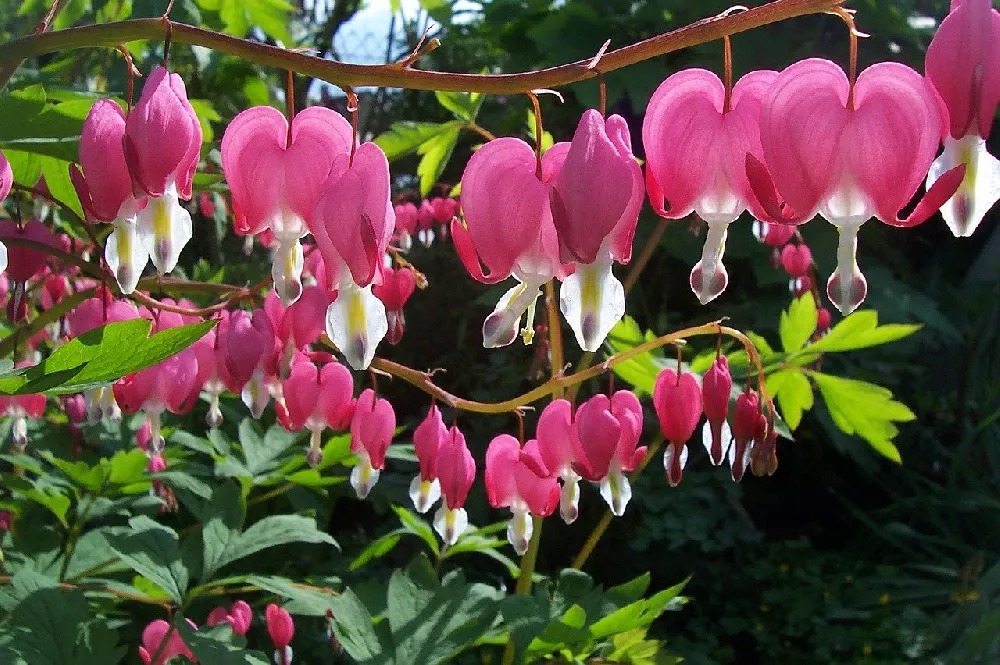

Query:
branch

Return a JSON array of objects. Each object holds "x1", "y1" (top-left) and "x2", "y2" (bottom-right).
[{"x1": 0, "y1": 0, "x2": 845, "y2": 94}]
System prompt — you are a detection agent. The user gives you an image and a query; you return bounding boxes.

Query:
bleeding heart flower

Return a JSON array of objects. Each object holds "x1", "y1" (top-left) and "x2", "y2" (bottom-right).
[
  {"x1": 279, "y1": 354, "x2": 354, "y2": 467},
  {"x1": 373, "y1": 266, "x2": 416, "y2": 345},
  {"x1": 0, "y1": 220, "x2": 56, "y2": 323},
  {"x1": 138, "y1": 619, "x2": 198, "y2": 665},
  {"x1": 349, "y1": 389, "x2": 395, "y2": 498},
  {"x1": 925, "y1": 0, "x2": 1000, "y2": 237},
  {"x1": 311, "y1": 144, "x2": 394, "y2": 370},
  {"x1": 536, "y1": 398, "x2": 582, "y2": 523},
  {"x1": 417, "y1": 199, "x2": 436, "y2": 247},
  {"x1": 222, "y1": 309, "x2": 276, "y2": 419},
  {"x1": 701, "y1": 356, "x2": 733, "y2": 466},
  {"x1": 485, "y1": 434, "x2": 559, "y2": 554},
  {"x1": 644, "y1": 69, "x2": 777, "y2": 303},
  {"x1": 752, "y1": 220, "x2": 796, "y2": 247},
  {"x1": 454, "y1": 137, "x2": 569, "y2": 348},
  {"x1": 549, "y1": 110, "x2": 644, "y2": 351},
  {"x1": 114, "y1": 347, "x2": 200, "y2": 452},
  {"x1": 433, "y1": 424, "x2": 476, "y2": 545},
  {"x1": 410, "y1": 404, "x2": 447, "y2": 514},
  {"x1": 265, "y1": 286, "x2": 330, "y2": 378},
  {"x1": 780, "y1": 243, "x2": 812, "y2": 279},
  {"x1": 747, "y1": 59, "x2": 965, "y2": 315},
  {"x1": 394, "y1": 201, "x2": 418, "y2": 251},
  {"x1": 0, "y1": 365, "x2": 45, "y2": 451},
  {"x1": 222, "y1": 106, "x2": 353, "y2": 304},
  {"x1": 207, "y1": 600, "x2": 253, "y2": 636},
  {"x1": 123, "y1": 66, "x2": 201, "y2": 276},
  {"x1": 730, "y1": 390, "x2": 766, "y2": 483},
  {"x1": 67, "y1": 297, "x2": 139, "y2": 421},
  {"x1": 573, "y1": 391, "x2": 646, "y2": 517},
  {"x1": 71, "y1": 99, "x2": 149, "y2": 294},
  {"x1": 653, "y1": 368, "x2": 703, "y2": 487},
  {"x1": 266, "y1": 604, "x2": 295, "y2": 665}
]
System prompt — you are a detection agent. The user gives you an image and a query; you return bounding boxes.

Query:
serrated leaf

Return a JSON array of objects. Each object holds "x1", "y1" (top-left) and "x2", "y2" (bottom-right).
[
  {"x1": 106, "y1": 516, "x2": 188, "y2": 604},
  {"x1": 374, "y1": 121, "x2": 462, "y2": 161},
  {"x1": 605, "y1": 316, "x2": 669, "y2": 396},
  {"x1": 417, "y1": 126, "x2": 460, "y2": 196},
  {"x1": 808, "y1": 309, "x2": 921, "y2": 353},
  {"x1": 809, "y1": 372, "x2": 914, "y2": 462},
  {"x1": 330, "y1": 588, "x2": 391, "y2": 661},
  {"x1": 204, "y1": 514, "x2": 337, "y2": 579},
  {"x1": 434, "y1": 90, "x2": 483, "y2": 122},
  {"x1": 779, "y1": 294, "x2": 817, "y2": 352},
  {"x1": 766, "y1": 369, "x2": 814, "y2": 430}
]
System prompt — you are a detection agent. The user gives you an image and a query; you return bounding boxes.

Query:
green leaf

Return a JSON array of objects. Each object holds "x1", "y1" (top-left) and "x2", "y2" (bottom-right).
[
  {"x1": 247, "y1": 575, "x2": 337, "y2": 616},
  {"x1": 177, "y1": 620, "x2": 270, "y2": 664},
  {"x1": 330, "y1": 588, "x2": 391, "y2": 662},
  {"x1": 0, "y1": 87, "x2": 89, "y2": 163},
  {"x1": 766, "y1": 369, "x2": 814, "y2": 430},
  {"x1": 205, "y1": 514, "x2": 337, "y2": 579},
  {"x1": 218, "y1": 0, "x2": 294, "y2": 44},
  {"x1": 105, "y1": 516, "x2": 189, "y2": 604},
  {"x1": 417, "y1": 125, "x2": 461, "y2": 196},
  {"x1": 392, "y1": 505, "x2": 440, "y2": 556},
  {"x1": 605, "y1": 316, "x2": 669, "y2": 396},
  {"x1": 807, "y1": 309, "x2": 922, "y2": 353},
  {"x1": 0, "y1": 319, "x2": 216, "y2": 395},
  {"x1": 434, "y1": 90, "x2": 483, "y2": 122},
  {"x1": 350, "y1": 528, "x2": 405, "y2": 571},
  {"x1": 374, "y1": 121, "x2": 462, "y2": 161},
  {"x1": 779, "y1": 294, "x2": 818, "y2": 352},
  {"x1": 526, "y1": 109, "x2": 555, "y2": 154},
  {"x1": 809, "y1": 372, "x2": 915, "y2": 462}
]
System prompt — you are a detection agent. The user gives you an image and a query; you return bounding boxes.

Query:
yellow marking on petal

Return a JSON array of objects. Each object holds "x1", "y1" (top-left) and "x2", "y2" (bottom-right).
[
  {"x1": 116, "y1": 225, "x2": 131, "y2": 258},
  {"x1": 445, "y1": 508, "x2": 456, "y2": 531},
  {"x1": 581, "y1": 265, "x2": 601, "y2": 314},
  {"x1": 960, "y1": 141, "x2": 978, "y2": 194},
  {"x1": 152, "y1": 197, "x2": 171, "y2": 243},
  {"x1": 347, "y1": 288, "x2": 368, "y2": 339},
  {"x1": 359, "y1": 460, "x2": 373, "y2": 485},
  {"x1": 420, "y1": 479, "x2": 433, "y2": 499},
  {"x1": 283, "y1": 243, "x2": 297, "y2": 276}
]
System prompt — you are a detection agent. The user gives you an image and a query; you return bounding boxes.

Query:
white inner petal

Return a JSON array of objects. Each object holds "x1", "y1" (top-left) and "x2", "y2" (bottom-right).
[
  {"x1": 928, "y1": 134, "x2": 1000, "y2": 238},
  {"x1": 559, "y1": 251, "x2": 625, "y2": 352}
]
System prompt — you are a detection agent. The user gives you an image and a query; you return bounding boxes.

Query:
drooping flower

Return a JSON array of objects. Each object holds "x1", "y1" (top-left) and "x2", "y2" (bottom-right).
[
  {"x1": 310, "y1": 144, "x2": 394, "y2": 370},
  {"x1": 0, "y1": 220, "x2": 55, "y2": 321},
  {"x1": 373, "y1": 266, "x2": 416, "y2": 345},
  {"x1": 549, "y1": 110, "x2": 644, "y2": 351},
  {"x1": 925, "y1": 0, "x2": 1000, "y2": 237},
  {"x1": 747, "y1": 59, "x2": 965, "y2": 314},
  {"x1": 221, "y1": 309, "x2": 277, "y2": 419},
  {"x1": 535, "y1": 399, "x2": 582, "y2": 523},
  {"x1": 653, "y1": 367, "x2": 703, "y2": 487},
  {"x1": 70, "y1": 100, "x2": 149, "y2": 293},
  {"x1": 417, "y1": 199, "x2": 436, "y2": 247},
  {"x1": 222, "y1": 106, "x2": 353, "y2": 304},
  {"x1": 349, "y1": 388, "x2": 395, "y2": 498},
  {"x1": 454, "y1": 137, "x2": 569, "y2": 348},
  {"x1": 393, "y1": 201, "x2": 418, "y2": 251},
  {"x1": 207, "y1": 600, "x2": 253, "y2": 636},
  {"x1": 433, "y1": 424, "x2": 476, "y2": 545},
  {"x1": 264, "y1": 286, "x2": 329, "y2": 379},
  {"x1": 730, "y1": 390, "x2": 766, "y2": 483},
  {"x1": 0, "y1": 149, "x2": 12, "y2": 273},
  {"x1": 266, "y1": 604, "x2": 295, "y2": 665},
  {"x1": 0, "y1": 374, "x2": 45, "y2": 451},
  {"x1": 138, "y1": 619, "x2": 198, "y2": 665},
  {"x1": 571, "y1": 392, "x2": 646, "y2": 517},
  {"x1": 279, "y1": 354, "x2": 354, "y2": 467},
  {"x1": 114, "y1": 347, "x2": 201, "y2": 452},
  {"x1": 123, "y1": 66, "x2": 202, "y2": 276},
  {"x1": 485, "y1": 434, "x2": 559, "y2": 554},
  {"x1": 67, "y1": 297, "x2": 140, "y2": 420},
  {"x1": 701, "y1": 355, "x2": 733, "y2": 466},
  {"x1": 410, "y1": 404, "x2": 447, "y2": 513},
  {"x1": 644, "y1": 69, "x2": 777, "y2": 303},
  {"x1": 431, "y1": 196, "x2": 458, "y2": 239}
]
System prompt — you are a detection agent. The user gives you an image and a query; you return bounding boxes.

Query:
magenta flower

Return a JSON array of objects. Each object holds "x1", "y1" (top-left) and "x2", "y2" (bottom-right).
[
  {"x1": 221, "y1": 309, "x2": 277, "y2": 419},
  {"x1": 138, "y1": 619, "x2": 197, "y2": 665},
  {"x1": 122, "y1": 67, "x2": 201, "y2": 276},
  {"x1": 70, "y1": 100, "x2": 148, "y2": 293},
  {"x1": 417, "y1": 198, "x2": 436, "y2": 247},
  {"x1": 266, "y1": 603, "x2": 295, "y2": 665},
  {"x1": 644, "y1": 69, "x2": 776, "y2": 303},
  {"x1": 653, "y1": 368, "x2": 703, "y2": 487},
  {"x1": 0, "y1": 368, "x2": 45, "y2": 451},
  {"x1": 393, "y1": 201, "x2": 418, "y2": 251},
  {"x1": 730, "y1": 390, "x2": 766, "y2": 483},
  {"x1": 925, "y1": 0, "x2": 1000, "y2": 237},
  {"x1": 279, "y1": 354, "x2": 354, "y2": 467},
  {"x1": 410, "y1": 404, "x2": 447, "y2": 514},
  {"x1": 349, "y1": 389, "x2": 395, "y2": 498},
  {"x1": 433, "y1": 424, "x2": 476, "y2": 545},
  {"x1": 549, "y1": 110, "x2": 644, "y2": 351},
  {"x1": 0, "y1": 219, "x2": 55, "y2": 321},
  {"x1": 222, "y1": 106, "x2": 353, "y2": 304},
  {"x1": 485, "y1": 434, "x2": 559, "y2": 554},
  {"x1": 701, "y1": 356, "x2": 733, "y2": 466},
  {"x1": 114, "y1": 347, "x2": 200, "y2": 452},
  {"x1": 536, "y1": 399, "x2": 582, "y2": 523},
  {"x1": 455, "y1": 137, "x2": 567, "y2": 348},
  {"x1": 311, "y1": 144, "x2": 394, "y2": 370},
  {"x1": 264, "y1": 286, "x2": 330, "y2": 379},
  {"x1": 207, "y1": 600, "x2": 253, "y2": 635},
  {"x1": 372, "y1": 266, "x2": 416, "y2": 345},
  {"x1": 748, "y1": 59, "x2": 965, "y2": 314}
]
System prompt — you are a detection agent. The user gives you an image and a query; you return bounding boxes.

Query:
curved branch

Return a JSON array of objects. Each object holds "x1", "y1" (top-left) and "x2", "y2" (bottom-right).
[{"x1": 1, "y1": 0, "x2": 844, "y2": 93}]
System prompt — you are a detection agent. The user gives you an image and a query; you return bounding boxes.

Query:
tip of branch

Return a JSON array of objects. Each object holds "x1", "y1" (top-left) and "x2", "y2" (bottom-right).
[{"x1": 587, "y1": 39, "x2": 611, "y2": 70}]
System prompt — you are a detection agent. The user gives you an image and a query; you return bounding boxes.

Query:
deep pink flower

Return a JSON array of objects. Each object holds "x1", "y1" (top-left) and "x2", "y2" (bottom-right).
[
  {"x1": 653, "y1": 368, "x2": 703, "y2": 487},
  {"x1": 925, "y1": 0, "x2": 1000, "y2": 237},
  {"x1": 394, "y1": 201, "x2": 418, "y2": 250},
  {"x1": 114, "y1": 347, "x2": 200, "y2": 451},
  {"x1": 222, "y1": 106, "x2": 353, "y2": 304},
  {"x1": 455, "y1": 137, "x2": 567, "y2": 348},
  {"x1": 0, "y1": 149, "x2": 11, "y2": 204},
  {"x1": 535, "y1": 399, "x2": 581, "y2": 523},
  {"x1": 433, "y1": 425, "x2": 476, "y2": 545},
  {"x1": 311, "y1": 144, "x2": 394, "y2": 370},
  {"x1": 730, "y1": 390, "x2": 766, "y2": 483},
  {"x1": 349, "y1": 389, "x2": 395, "y2": 498},
  {"x1": 485, "y1": 434, "x2": 559, "y2": 554},
  {"x1": 410, "y1": 404, "x2": 447, "y2": 513},
  {"x1": 264, "y1": 286, "x2": 329, "y2": 378},
  {"x1": 123, "y1": 67, "x2": 201, "y2": 276},
  {"x1": 266, "y1": 603, "x2": 295, "y2": 665},
  {"x1": 372, "y1": 266, "x2": 416, "y2": 345},
  {"x1": 207, "y1": 600, "x2": 253, "y2": 635},
  {"x1": 70, "y1": 99, "x2": 148, "y2": 293},
  {"x1": 549, "y1": 110, "x2": 644, "y2": 351},
  {"x1": 747, "y1": 59, "x2": 965, "y2": 314},
  {"x1": 0, "y1": 367, "x2": 46, "y2": 450},
  {"x1": 574, "y1": 391, "x2": 646, "y2": 516},
  {"x1": 417, "y1": 199, "x2": 436, "y2": 246},
  {"x1": 279, "y1": 355, "x2": 354, "y2": 467},
  {"x1": 701, "y1": 356, "x2": 733, "y2": 466},
  {"x1": 780, "y1": 243, "x2": 812, "y2": 279},
  {"x1": 67, "y1": 297, "x2": 139, "y2": 420},
  {"x1": 220, "y1": 309, "x2": 276, "y2": 419},
  {"x1": 752, "y1": 220, "x2": 796, "y2": 247},
  {"x1": 644, "y1": 69, "x2": 777, "y2": 303},
  {"x1": 138, "y1": 619, "x2": 197, "y2": 665}
]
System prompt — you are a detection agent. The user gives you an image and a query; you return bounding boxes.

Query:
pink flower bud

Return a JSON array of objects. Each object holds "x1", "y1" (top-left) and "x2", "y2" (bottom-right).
[
  {"x1": 780, "y1": 243, "x2": 812, "y2": 278},
  {"x1": 701, "y1": 356, "x2": 733, "y2": 466},
  {"x1": 266, "y1": 603, "x2": 295, "y2": 649},
  {"x1": 653, "y1": 368, "x2": 702, "y2": 487}
]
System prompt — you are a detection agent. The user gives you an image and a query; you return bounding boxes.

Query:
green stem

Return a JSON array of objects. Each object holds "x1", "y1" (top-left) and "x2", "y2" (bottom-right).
[{"x1": 0, "y1": 0, "x2": 846, "y2": 92}]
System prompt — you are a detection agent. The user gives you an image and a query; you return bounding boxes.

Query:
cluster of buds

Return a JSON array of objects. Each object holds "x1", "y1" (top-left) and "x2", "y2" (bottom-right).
[{"x1": 393, "y1": 195, "x2": 458, "y2": 250}]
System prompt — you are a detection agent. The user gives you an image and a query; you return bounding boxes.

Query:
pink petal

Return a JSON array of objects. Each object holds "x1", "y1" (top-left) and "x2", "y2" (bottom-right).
[
  {"x1": 436, "y1": 426, "x2": 476, "y2": 509},
  {"x1": 0, "y1": 149, "x2": 11, "y2": 204},
  {"x1": 722, "y1": 70, "x2": 778, "y2": 221},
  {"x1": 0, "y1": 220, "x2": 55, "y2": 282},
  {"x1": 848, "y1": 63, "x2": 943, "y2": 223},
  {"x1": 350, "y1": 389, "x2": 395, "y2": 468},
  {"x1": 459, "y1": 138, "x2": 549, "y2": 279},
  {"x1": 124, "y1": 67, "x2": 202, "y2": 199},
  {"x1": 74, "y1": 100, "x2": 133, "y2": 222},
  {"x1": 282, "y1": 284, "x2": 329, "y2": 346},
  {"x1": 653, "y1": 369, "x2": 703, "y2": 444},
  {"x1": 610, "y1": 389, "x2": 644, "y2": 469},
  {"x1": 282, "y1": 358, "x2": 321, "y2": 430},
  {"x1": 284, "y1": 107, "x2": 354, "y2": 227},
  {"x1": 413, "y1": 404, "x2": 447, "y2": 481},
  {"x1": 265, "y1": 603, "x2": 295, "y2": 649},
  {"x1": 926, "y1": 0, "x2": 1000, "y2": 139},
  {"x1": 372, "y1": 267, "x2": 416, "y2": 310},
  {"x1": 229, "y1": 600, "x2": 253, "y2": 635},
  {"x1": 485, "y1": 434, "x2": 521, "y2": 509},
  {"x1": 220, "y1": 106, "x2": 288, "y2": 235},
  {"x1": 573, "y1": 394, "x2": 621, "y2": 481},
  {"x1": 318, "y1": 360, "x2": 354, "y2": 429},
  {"x1": 759, "y1": 58, "x2": 851, "y2": 222},
  {"x1": 536, "y1": 399, "x2": 577, "y2": 476}
]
